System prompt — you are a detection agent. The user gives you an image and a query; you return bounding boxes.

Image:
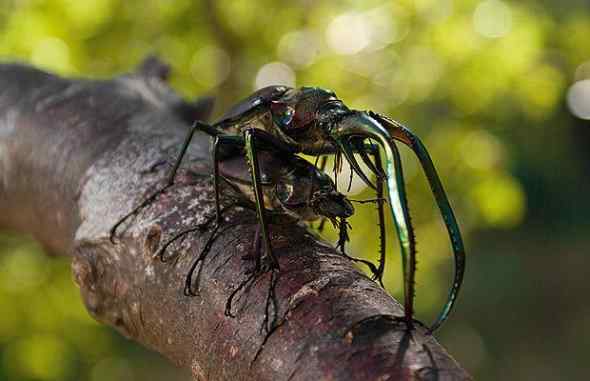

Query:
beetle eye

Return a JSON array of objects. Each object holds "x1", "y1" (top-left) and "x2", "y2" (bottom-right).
[{"x1": 270, "y1": 101, "x2": 295, "y2": 128}]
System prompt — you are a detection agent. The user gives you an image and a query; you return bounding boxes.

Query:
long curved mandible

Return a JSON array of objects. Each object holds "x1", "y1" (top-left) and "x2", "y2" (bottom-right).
[
  {"x1": 369, "y1": 112, "x2": 466, "y2": 334},
  {"x1": 331, "y1": 111, "x2": 417, "y2": 327}
]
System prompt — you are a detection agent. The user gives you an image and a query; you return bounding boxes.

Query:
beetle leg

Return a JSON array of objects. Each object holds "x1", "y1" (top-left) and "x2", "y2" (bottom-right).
[
  {"x1": 184, "y1": 223, "x2": 223, "y2": 296},
  {"x1": 335, "y1": 218, "x2": 382, "y2": 279},
  {"x1": 332, "y1": 112, "x2": 417, "y2": 328},
  {"x1": 343, "y1": 142, "x2": 388, "y2": 288},
  {"x1": 364, "y1": 143, "x2": 388, "y2": 288},
  {"x1": 212, "y1": 136, "x2": 221, "y2": 224},
  {"x1": 369, "y1": 112, "x2": 466, "y2": 334},
  {"x1": 243, "y1": 129, "x2": 279, "y2": 272},
  {"x1": 382, "y1": 137, "x2": 416, "y2": 329},
  {"x1": 240, "y1": 129, "x2": 288, "y2": 334},
  {"x1": 167, "y1": 121, "x2": 214, "y2": 182},
  {"x1": 225, "y1": 272, "x2": 258, "y2": 318},
  {"x1": 110, "y1": 121, "x2": 217, "y2": 243},
  {"x1": 155, "y1": 225, "x2": 203, "y2": 262},
  {"x1": 224, "y1": 261, "x2": 281, "y2": 335},
  {"x1": 261, "y1": 268, "x2": 280, "y2": 334},
  {"x1": 109, "y1": 185, "x2": 171, "y2": 244},
  {"x1": 336, "y1": 218, "x2": 350, "y2": 254}
]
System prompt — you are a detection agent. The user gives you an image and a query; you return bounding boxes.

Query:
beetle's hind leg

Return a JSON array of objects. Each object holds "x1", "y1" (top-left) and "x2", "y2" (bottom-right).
[
  {"x1": 110, "y1": 121, "x2": 220, "y2": 243},
  {"x1": 179, "y1": 202, "x2": 244, "y2": 296},
  {"x1": 110, "y1": 184, "x2": 173, "y2": 244},
  {"x1": 224, "y1": 221, "x2": 280, "y2": 334},
  {"x1": 364, "y1": 142, "x2": 388, "y2": 288},
  {"x1": 334, "y1": 218, "x2": 383, "y2": 285},
  {"x1": 224, "y1": 222, "x2": 281, "y2": 334},
  {"x1": 152, "y1": 203, "x2": 229, "y2": 264},
  {"x1": 225, "y1": 271, "x2": 280, "y2": 336},
  {"x1": 184, "y1": 223, "x2": 223, "y2": 296}
]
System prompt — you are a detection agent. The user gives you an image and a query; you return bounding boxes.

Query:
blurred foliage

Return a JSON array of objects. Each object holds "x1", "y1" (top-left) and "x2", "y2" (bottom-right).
[{"x1": 1, "y1": 0, "x2": 589, "y2": 380}]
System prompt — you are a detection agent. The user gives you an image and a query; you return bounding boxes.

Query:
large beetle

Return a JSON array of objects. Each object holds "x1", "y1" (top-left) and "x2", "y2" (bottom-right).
[{"x1": 113, "y1": 86, "x2": 465, "y2": 333}]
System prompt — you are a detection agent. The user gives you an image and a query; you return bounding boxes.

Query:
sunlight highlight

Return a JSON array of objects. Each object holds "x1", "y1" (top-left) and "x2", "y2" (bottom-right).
[
  {"x1": 254, "y1": 62, "x2": 296, "y2": 90},
  {"x1": 567, "y1": 79, "x2": 590, "y2": 120},
  {"x1": 473, "y1": 0, "x2": 513, "y2": 38}
]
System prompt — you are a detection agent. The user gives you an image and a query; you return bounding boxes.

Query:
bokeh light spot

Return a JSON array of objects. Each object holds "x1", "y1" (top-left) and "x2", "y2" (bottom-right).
[
  {"x1": 516, "y1": 64, "x2": 564, "y2": 120},
  {"x1": 277, "y1": 30, "x2": 319, "y2": 68},
  {"x1": 471, "y1": 175, "x2": 525, "y2": 228},
  {"x1": 326, "y1": 12, "x2": 371, "y2": 55},
  {"x1": 473, "y1": 0, "x2": 513, "y2": 38},
  {"x1": 326, "y1": 7, "x2": 405, "y2": 56},
  {"x1": 461, "y1": 130, "x2": 504, "y2": 171},
  {"x1": 363, "y1": 6, "x2": 402, "y2": 50},
  {"x1": 567, "y1": 79, "x2": 590, "y2": 120},
  {"x1": 254, "y1": 62, "x2": 295, "y2": 90},
  {"x1": 190, "y1": 45, "x2": 231, "y2": 89}
]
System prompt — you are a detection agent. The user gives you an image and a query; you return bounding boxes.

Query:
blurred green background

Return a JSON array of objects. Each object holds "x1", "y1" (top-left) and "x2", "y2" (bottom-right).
[{"x1": 1, "y1": 0, "x2": 589, "y2": 380}]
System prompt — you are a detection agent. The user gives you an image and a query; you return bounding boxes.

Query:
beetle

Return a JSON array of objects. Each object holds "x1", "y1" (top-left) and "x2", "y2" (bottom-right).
[
  {"x1": 181, "y1": 88, "x2": 463, "y2": 333},
  {"x1": 112, "y1": 86, "x2": 465, "y2": 333}
]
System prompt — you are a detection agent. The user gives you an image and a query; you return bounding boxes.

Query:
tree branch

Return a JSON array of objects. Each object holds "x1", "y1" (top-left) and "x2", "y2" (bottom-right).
[{"x1": 0, "y1": 60, "x2": 471, "y2": 380}]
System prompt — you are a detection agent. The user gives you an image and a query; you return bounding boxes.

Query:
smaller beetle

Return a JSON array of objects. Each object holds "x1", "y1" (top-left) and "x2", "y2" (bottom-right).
[
  {"x1": 152, "y1": 147, "x2": 378, "y2": 333},
  {"x1": 219, "y1": 149, "x2": 354, "y2": 225}
]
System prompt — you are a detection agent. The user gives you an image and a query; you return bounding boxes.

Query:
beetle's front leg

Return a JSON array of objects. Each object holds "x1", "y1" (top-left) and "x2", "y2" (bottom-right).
[
  {"x1": 243, "y1": 128, "x2": 279, "y2": 272},
  {"x1": 368, "y1": 112, "x2": 466, "y2": 334},
  {"x1": 311, "y1": 148, "x2": 385, "y2": 283},
  {"x1": 364, "y1": 143, "x2": 388, "y2": 288},
  {"x1": 333, "y1": 218, "x2": 383, "y2": 281},
  {"x1": 344, "y1": 132, "x2": 417, "y2": 328}
]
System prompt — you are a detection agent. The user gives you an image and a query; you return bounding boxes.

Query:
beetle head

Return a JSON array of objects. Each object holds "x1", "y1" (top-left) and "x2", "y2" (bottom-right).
[
  {"x1": 309, "y1": 189, "x2": 354, "y2": 220},
  {"x1": 274, "y1": 155, "x2": 354, "y2": 221},
  {"x1": 269, "y1": 87, "x2": 350, "y2": 141}
]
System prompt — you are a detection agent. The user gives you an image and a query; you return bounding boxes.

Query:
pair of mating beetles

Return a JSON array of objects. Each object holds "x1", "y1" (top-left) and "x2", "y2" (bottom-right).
[{"x1": 111, "y1": 86, "x2": 465, "y2": 334}]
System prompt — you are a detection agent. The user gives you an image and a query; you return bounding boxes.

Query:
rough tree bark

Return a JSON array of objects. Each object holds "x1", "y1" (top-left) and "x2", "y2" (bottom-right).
[{"x1": 0, "y1": 59, "x2": 471, "y2": 381}]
